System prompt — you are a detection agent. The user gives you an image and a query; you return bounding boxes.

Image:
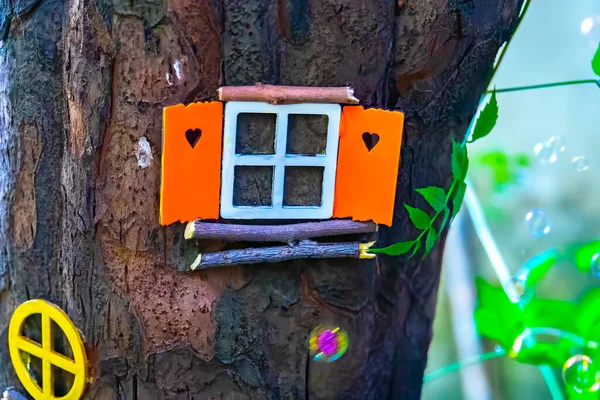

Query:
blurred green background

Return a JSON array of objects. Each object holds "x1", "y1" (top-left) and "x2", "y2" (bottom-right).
[{"x1": 423, "y1": 0, "x2": 600, "y2": 398}]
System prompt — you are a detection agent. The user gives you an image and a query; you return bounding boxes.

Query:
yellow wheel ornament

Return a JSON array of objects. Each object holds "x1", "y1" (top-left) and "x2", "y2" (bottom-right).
[{"x1": 8, "y1": 300, "x2": 88, "y2": 400}]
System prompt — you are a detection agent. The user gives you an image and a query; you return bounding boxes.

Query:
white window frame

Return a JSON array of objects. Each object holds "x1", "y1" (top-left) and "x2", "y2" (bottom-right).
[{"x1": 220, "y1": 101, "x2": 341, "y2": 219}]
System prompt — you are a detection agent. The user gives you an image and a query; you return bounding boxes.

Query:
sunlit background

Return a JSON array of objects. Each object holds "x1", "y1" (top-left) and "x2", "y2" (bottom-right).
[{"x1": 423, "y1": 0, "x2": 600, "y2": 398}]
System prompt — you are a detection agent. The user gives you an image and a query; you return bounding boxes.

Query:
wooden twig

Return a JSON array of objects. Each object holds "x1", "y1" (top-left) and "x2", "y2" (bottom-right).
[
  {"x1": 184, "y1": 219, "x2": 377, "y2": 242},
  {"x1": 188, "y1": 241, "x2": 375, "y2": 270},
  {"x1": 217, "y1": 84, "x2": 360, "y2": 105}
]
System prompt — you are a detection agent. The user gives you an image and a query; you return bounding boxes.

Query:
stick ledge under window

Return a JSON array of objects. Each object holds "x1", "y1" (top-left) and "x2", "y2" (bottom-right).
[{"x1": 189, "y1": 240, "x2": 376, "y2": 270}]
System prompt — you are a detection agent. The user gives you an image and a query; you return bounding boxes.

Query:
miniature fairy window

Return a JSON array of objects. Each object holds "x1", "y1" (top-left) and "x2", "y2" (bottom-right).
[{"x1": 220, "y1": 102, "x2": 341, "y2": 219}]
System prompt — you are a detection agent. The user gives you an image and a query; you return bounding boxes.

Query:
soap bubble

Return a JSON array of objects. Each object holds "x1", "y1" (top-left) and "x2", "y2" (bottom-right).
[
  {"x1": 581, "y1": 17, "x2": 595, "y2": 35},
  {"x1": 534, "y1": 136, "x2": 565, "y2": 165},
  {"x1": 525, "y1": 209, "x2": 551, "y2": 237},
  {"x1": 507, "y1": 274, "x2": 533, "y2": 305},
  {"x1": 580, "y1": 16, "x2": 600, "y2": 48},
  {"x1": 308, "y1": 325, "x2": 349, "y2": 362},
  {"x1": 562, "y1": 354, "x2": 600, "y2": 393},
  {"x1": 591, "y1": 253, "x2": 600, "y2": 278},
  {"x1": 572, "y1": 156, "x2": 590, "y2": 172}
]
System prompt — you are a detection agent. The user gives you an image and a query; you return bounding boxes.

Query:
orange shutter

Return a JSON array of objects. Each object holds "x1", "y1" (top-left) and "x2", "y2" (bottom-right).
[
  {"x1": 333, "y1": 106, "x2": 404, "y2": 226},
  {"x1": 160, "y1": 102, "x2": 223, "y2": 225}
]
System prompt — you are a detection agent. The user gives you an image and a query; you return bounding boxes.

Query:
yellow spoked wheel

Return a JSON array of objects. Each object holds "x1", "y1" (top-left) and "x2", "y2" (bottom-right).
[{"x1": 8, "y1": 300, "x2": 88, "y2": 400}]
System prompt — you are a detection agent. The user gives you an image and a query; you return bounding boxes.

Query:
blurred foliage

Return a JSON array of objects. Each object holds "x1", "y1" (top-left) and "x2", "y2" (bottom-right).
[
  {"x1": 474, "y1": 278, "x2": 600, "y2": 366},
  {"x1": 571, "y1": 240, "x2": 600, "y2": 273},
  {"x1": 474, "y1": 243, "x2": 600, "y2": 398},
  {"x1": 477, "y1": 150, "x2": 531, "y2": 192}
]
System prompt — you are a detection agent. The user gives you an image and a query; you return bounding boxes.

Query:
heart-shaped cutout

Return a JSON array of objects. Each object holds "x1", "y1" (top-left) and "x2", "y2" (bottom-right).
[
  {"x1": 185, "y1": 128, "x2": 202, "y2": 148},
  {"x1": 362, "y1": 132, "x2": 380, "y2": 152}
]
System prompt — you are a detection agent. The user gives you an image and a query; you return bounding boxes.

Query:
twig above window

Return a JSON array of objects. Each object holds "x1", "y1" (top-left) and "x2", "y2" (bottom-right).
[{"x1": 218, "y1": 84, "x2": 360, "y2": 105}]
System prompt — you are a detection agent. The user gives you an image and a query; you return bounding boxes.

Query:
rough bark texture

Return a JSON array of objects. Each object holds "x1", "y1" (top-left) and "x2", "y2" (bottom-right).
[{"x1": 0, "y1": 0, "x2": 523, "y2": 398}]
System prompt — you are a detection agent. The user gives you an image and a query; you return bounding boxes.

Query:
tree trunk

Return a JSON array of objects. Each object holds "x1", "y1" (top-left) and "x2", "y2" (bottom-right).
[{"x1": 0, "y1": 0, "x2": 522, "y2": 398}]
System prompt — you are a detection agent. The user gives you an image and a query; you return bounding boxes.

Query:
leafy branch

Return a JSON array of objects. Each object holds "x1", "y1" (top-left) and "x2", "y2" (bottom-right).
[
  {"x1": 369, "y1": 84, "x2": 501, "y2": 258},
  {"x1": 370, "y1": 139, "x2": 468, "y2": 257}
]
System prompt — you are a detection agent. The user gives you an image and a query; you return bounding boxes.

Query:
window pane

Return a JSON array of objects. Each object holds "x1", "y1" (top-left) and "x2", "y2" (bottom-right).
[
  {"x1": 221, "y1": 102, "x2": 340, "y2": 219},
  {"x1": 20, "y1": 350, "x2": 43, "y2": 387},
  {"x1": 236, "y1": 113, "x2": 276, "y2": 155},
  {"x1": 283, "y1": 166, "x2": 324, "y2": 206},
  {"x1": 54, "y1": 366, "x2": 75, "y2": 397},
  {"x1": 286, "y1": 114, "x2": 328, "y2": 155},
  {"x1": 233, "y1": 166, "x2": 273, "y2": 206}
]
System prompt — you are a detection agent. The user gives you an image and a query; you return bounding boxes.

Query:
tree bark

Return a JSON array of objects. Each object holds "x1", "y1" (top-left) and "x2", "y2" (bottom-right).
[{"x1": 0, "y1": 0, "x2": 522, "y2": 398}]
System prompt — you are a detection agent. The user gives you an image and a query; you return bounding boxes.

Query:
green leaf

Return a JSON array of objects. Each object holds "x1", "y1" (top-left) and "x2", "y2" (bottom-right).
[
  {"x1": 416, "y1": 187, "x2": 447, "y2": 212},
  {"x1": 460, "y1": 141, "x2": 469, "y2": 180},
  {"x1": 451, "y1": 140, "x2": 463, "y2": 181},
  {"x1": 369, "y1": 240, "x2": 415, "y2": 256},
  {"x1": 474, "y1": 277, "x2": 594, "y2": 368},
  {"x1": 514, "y1": 154, "x2": 531, "y2": 167},
  {"x1": 474, "y1": 277, "x2": 525, "y2": 348},
  {"x1": 451, "y1": 140, "x2": 469, "y2": 181},
  {"x1": 439, "y1": 206, "x2": 450, "y2": 232},
  {"x1": 409, "y1": 238, "x2": 422, "y2": 258},
  {"x1": 425, "y1": 228, "x2": 438, "y2": 256},
  {"x1": 480, "y1": 151, "x2": 508, "y2": 167},
  {"x1": 405, "y1": 204, "x2": 431, "y2": 230},
  {"x1": 520, "y1": 249, "x2": 559, "y2": 286},
  {"x1": 452, "y1": 181, "x2": 467, "y2": 218},
  {"x1": 593, "y1": 42, "x2": 600, "y2": 77},
  {"x1": 574, "y1": 288, "x2": 600, "y2": 339},
  {"x1": 512, "y1": 340, "x2": 572, "y2": 368},
  {"x1": 574, "y1": 240, "x2": 600, "y2": 272},
  {"x1": 469, "y1": 90, "x2": 498, "y2": 143},
  {"x1": 524, "y1": 297, "x2": 578, "y2": 333}
]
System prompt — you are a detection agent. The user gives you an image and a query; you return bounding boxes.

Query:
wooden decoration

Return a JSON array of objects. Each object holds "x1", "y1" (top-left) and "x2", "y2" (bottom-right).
[
  {"x1": 333, "y1": 106, "x2": 404, "y2": 226},
  {"x1": 220, "y1": 101, "x2": 341, "y2": 219},
  {"x1": 184, "y1": 219, "x2": 377, "y2": 242},
  {"x1": 188, "y1": 240, "x2": 376, "y2": 270},
  {"x1": 160, "y1": 102, "x2": 223, "y2": 225},
  {"x1": 8, "y1": 300, "x2": 89, "y2": 400},
  {"x1": 218, "y1": 84, "x2": 359, "y2": 105}
]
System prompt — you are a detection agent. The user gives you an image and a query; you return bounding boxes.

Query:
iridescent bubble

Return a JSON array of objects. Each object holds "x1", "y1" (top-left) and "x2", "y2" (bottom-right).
[
  {"x1": 534, "y1": 136, "x2": 565, "y2": 165},
  {"x1": 562, "y1": 354, "x2": 600, "y2": 393},
  {"x1": 525, "y1": 209, "x2": 551, "y2": 237},
  {"x1": 507, "y1": 274, "x2": 533, "y2": 305},
  {"x1": 308, "y1": 325, "x2": 349, "y2": 362},
  {"x1": 572, "y1": 156, "x2": 590, "y2": 172}
]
